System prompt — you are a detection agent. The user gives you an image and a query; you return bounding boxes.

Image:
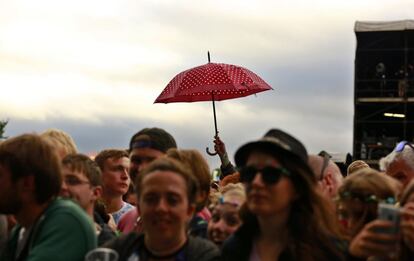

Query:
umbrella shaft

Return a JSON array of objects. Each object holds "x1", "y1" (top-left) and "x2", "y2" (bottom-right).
[{"x1": 212, "y1": 93, "x2": 218, "y2": 136}]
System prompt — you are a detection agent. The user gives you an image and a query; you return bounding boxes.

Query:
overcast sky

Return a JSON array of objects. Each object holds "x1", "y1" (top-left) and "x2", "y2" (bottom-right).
[{"x1": 0, "y1": 0, "x2": 412, "y2": 167}]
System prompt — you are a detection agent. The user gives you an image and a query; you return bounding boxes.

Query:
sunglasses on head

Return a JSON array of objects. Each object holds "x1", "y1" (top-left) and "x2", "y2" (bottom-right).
[
  {"x1": 336, "y1": 191, "x2": 396, "y2": 205},
  {"x1": 395, "y1": 141, "x2": 414, "y2": 152},
  {"x1": 318, "y1": 151, "x2": 332, "y2": 181},
  {"x1": 239, "y1": 166, "x2": 290, "y2": 185}
]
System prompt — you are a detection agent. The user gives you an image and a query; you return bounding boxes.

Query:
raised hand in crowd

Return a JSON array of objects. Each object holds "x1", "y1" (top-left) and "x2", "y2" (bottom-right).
[
  {"x1": 348, "y1": 219, "x2": 399, "y2": 259},
  {"x1": 213, "y1": 135, "x2": 236, "y2": 178},
  {"x1": 213, "y1": 135, "x2": 229, "y2": 164}
]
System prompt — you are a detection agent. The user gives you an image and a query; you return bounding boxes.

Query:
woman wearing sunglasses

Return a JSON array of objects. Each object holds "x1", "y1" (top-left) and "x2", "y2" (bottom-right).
[{"x1": 221, "y1": 129, "x2": 346, "y2": 261}]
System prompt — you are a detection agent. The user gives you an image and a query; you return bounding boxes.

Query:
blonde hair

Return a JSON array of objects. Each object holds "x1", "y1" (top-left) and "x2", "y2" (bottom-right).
[
  {"x1": 339, "y1": 168, "x2": 399, "y2": 201},
  {"x1": 347, "y1": 160, "x2": 370, "y2": 176},
  {"x1": 41, "y1": 128, "x2": 77, "y2": 158},
  {"x1": 208, "y1": 183, "x2": 246, "y2": 211},
  {"x1": 220, "y1": 183, "x2": 245, "y2": 204},
  {"x1": 337, "y1": 168, "x2": 400, "y2": 237},
  {"x1": 166, "y1": 148, "x2": 211, "y2": 211}
]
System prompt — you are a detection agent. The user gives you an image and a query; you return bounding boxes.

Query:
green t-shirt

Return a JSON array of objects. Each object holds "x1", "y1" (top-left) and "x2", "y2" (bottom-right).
[{"x1": 2, "y1": 198, "x2": 97, "y2": 261}]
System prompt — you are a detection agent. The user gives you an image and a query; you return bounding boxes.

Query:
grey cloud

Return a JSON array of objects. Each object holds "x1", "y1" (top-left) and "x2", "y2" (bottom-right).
[
  {"x1": 1, "y1": 1, "x2": 365, "y2": 165},
  {"x1": 3, "y1": 116, "x2": 227, "y2": 167}
]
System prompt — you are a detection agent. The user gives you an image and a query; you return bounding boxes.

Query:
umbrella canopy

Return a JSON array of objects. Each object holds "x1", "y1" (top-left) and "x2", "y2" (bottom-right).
[
  {"x1": 154, "y1": 62, "x2": 272, "y2": 103},
  {"x1": 154, "y1": 60, "x2": 273, "y2": 155}
]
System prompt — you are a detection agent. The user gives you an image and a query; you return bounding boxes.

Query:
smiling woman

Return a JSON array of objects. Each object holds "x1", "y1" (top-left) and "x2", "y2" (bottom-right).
[
  {"x1": 104, "y1": 157, "x2": 220, "y2": 261},
  {"x1": 207, "y1": 183, "x2": 245, "y2": 246}
]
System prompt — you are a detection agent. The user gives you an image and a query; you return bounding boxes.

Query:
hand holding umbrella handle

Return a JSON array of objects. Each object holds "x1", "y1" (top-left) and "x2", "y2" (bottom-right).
[
  {"x1": 206, "y1": 146, "x2": 218, "y2": 156},
  {"x1": 206, "y1": 135, "x2": 226, "y2": 156}
]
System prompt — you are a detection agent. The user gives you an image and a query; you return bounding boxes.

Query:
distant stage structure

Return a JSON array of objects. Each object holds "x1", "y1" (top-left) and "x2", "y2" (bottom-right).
[{"x1": 354, "y1": 20, "x2": 414, "y2": 165}]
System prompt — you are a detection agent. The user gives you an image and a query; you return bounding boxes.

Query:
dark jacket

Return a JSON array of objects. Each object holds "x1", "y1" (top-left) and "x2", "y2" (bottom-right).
[
  {"x1": 221, "y1": 219, "x2": 258, "y2": 261},
  {"x1": 104, "y1": 233, "x2": 220, "y2": 261},
  {"x1": 188, "y1": 216, "x2": 208, "y2": 239},
  {"x1": 221, "y1": 219, "x2": 347, "y2": 261},
  {"x1": 94, "y1": 211, "x2": 116, "y2": 246}
]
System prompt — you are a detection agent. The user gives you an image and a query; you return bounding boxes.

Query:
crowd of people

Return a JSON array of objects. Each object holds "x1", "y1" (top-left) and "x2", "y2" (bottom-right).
[{"x1": 0, "y1": 127, "x2": 413, "y2": 261}]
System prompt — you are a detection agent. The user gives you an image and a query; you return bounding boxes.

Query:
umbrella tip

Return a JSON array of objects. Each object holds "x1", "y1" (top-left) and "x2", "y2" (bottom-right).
[{"x1": 207, "y1": 51, "x2": 210, "y2": 63}]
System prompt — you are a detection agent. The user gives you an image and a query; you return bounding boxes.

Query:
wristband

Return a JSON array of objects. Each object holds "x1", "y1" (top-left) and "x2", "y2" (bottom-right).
[{"x1": 220, "y1": 152, "x2": 230, "y2": 166}]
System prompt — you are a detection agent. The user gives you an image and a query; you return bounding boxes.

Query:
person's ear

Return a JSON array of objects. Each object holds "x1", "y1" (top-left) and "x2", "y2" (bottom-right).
[
  {"x1": 324, "y1": 173, "x2": 334, "y2": 195},
  {"x1": 187, "y1": 203, "x2": 196, "y2": 219},
  {"x1": 91, "y1": 186, "x2": 103, "y2": 201}
]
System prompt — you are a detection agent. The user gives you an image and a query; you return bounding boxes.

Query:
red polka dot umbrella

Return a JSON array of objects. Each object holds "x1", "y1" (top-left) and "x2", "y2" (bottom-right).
[{"x1": 154, "y1": 53, "x2": 273, "y2": 155}]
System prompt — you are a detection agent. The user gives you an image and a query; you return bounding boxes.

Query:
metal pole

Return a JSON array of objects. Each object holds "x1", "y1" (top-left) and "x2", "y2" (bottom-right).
[
  {"x1": 206, "y1": 91, "x2": 219, "y2": 156},
  {"x1": 212, "y1": 92, "x2": 218, "y2": 136},
  {"x1": 206, "y1": 51, "x2": 219, "y2": 156}
]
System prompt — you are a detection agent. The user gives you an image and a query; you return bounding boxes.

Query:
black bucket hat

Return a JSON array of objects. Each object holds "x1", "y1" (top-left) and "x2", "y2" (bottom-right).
[{"x1": 234, "y1": 129, "x2": 312, "y2": 173}]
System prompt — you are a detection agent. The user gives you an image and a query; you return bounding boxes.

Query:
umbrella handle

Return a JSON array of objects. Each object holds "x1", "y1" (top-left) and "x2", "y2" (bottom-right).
[{"x1": 206, "y1": 146, "x2": 218, "y2": 156}]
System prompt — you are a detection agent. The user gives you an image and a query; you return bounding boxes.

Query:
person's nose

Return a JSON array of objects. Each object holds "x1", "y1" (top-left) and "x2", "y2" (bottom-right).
[
  {"x1": 60, "y1": 180, "x2": 69, "y2": 197},
  {"x1": 155, "y1": 198, "x2": 168, "y2": 212},
  {"x1": 251, "y1": 172, "x2": 265, "y2": 188},
  {"x1": 120, "y1": 168, "x2": 129, "y2": 180},
  {"x1": 213, "y1": 218, "x2": 227, "y2": 232}
]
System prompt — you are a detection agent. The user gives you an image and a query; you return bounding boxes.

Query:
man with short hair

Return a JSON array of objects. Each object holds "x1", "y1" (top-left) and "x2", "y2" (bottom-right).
[
  {"x1": 118, "y1": 127, "x2": 177, "y2": 233},
  {"x1": 380, "y1": 141, "x2": 414, "y2": 189},
  {"x1": 0, "y1": 134, "x2": 96, "y2": 260},
  {"x1": 128, "y1": 127, "x2": 177, "y2": 181},
  {"x1": 95, "y1": 149, "x2": 133, "y2": 225},
  {"x1": 60, "y1": 153, "x2": 115, "y2": 245},
  {"x1": 308, "y1": 152, "x2": 343, "y2": 199}
]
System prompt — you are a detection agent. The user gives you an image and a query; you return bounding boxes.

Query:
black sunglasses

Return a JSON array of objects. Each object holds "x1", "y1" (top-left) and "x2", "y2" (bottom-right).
[{"x1": 239, "y1": 166, "x2": 290, "y2": 185}]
